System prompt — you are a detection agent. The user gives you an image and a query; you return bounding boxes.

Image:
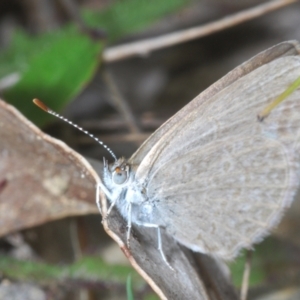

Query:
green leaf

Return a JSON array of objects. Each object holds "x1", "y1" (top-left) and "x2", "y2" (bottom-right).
[{"x1": 3, "y1": 27, "x2": 103, "y2": 126}]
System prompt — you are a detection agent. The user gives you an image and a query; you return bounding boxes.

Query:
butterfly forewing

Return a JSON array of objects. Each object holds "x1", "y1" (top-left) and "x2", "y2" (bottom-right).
[
  {"x1": 129, "y1": 41, "x2": 300, "y2": 165},
  {"x1": 131, "y1": 48, "x2": 300, "y2": 259}
]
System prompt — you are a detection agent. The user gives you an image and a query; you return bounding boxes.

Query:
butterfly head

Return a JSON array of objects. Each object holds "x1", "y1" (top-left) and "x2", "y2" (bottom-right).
[
  {"x1": 112, "y1": 162, "x2": 130, "y2": 185},
  {"x1": 103, "y1": 157, "x2": 133, "y2": 188}
]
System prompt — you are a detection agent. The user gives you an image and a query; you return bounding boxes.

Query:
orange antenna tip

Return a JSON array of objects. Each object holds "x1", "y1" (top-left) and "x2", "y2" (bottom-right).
[
  {"x1": 33, "y1": 99, "x2": 50, "y2": 112},
  {"x1": 32, "y1": 98, "x2": 117, "y2": 161}
]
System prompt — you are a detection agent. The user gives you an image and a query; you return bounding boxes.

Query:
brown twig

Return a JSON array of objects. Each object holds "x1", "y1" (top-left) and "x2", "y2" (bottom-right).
[
  {"x1": 241, "y1": 251, "x2": 253, "y2": 300},
  {"x1": 80, "y1": 116, "x2": 164, "y2": 131},
  {"x1": 103, "y1": 0, "x2": 298, "y2": 62},
  {"x1": 102, "y1": 70, "x2": 141, "y2": 134},
  {"x1": 79, "y1": 133, "x2": 150, "y2": 145}
]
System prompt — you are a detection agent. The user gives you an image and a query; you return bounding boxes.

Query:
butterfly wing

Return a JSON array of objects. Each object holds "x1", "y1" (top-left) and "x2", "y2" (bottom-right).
[
  {"x1": 131, "y1": 43, "x2": 300, "y2": 259},
  {"x1": 129, "y1": 40, "x2": 300, "y2": 165}
]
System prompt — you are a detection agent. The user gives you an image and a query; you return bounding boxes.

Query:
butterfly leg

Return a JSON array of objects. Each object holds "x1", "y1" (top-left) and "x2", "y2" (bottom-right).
[
  {"x1": 105, "y1": 195, "x2": 120, "y2": 219},
  {"x1": 126, "y1": 202, "x2": 132, "y2": 248},
  {"x1": 96, "y1": 184, "x2": 102, "y2": 214},
  {"x1": 96, "y1": 181, "x2": 115, "y2": 218},
  {"x1": 140, "y1": 222, "x2": 174, "y2": 270},
  {"x1": 96, "y1": 159, "x2": 115, "y2": 217}
]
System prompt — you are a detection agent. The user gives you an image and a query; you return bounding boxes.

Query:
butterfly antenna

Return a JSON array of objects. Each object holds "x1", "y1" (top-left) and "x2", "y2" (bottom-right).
[{"x1": 33, "y1": 99, "x2": 117, "y2": 162}]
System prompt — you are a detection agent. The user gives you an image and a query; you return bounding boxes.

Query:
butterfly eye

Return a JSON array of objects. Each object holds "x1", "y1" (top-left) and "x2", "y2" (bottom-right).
[{"x1": 112, "y1": 166, "x2": 129, "y2": 185}]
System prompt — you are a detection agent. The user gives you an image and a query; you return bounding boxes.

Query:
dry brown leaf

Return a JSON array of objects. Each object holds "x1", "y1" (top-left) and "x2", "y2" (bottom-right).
[{"x1": 0, "y1": 99, "x2": 99, "y2": 237}]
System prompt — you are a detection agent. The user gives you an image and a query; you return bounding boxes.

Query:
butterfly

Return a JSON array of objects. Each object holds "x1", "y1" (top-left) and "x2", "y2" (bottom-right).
[{"x1": 35, "y1": 40, "x2": 300, "y2": 268}]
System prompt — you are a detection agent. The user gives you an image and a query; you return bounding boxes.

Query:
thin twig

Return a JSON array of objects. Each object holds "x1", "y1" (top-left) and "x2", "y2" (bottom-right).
[
  {"x1": 102, "y1": 70, "x2": 141, "y2": 134},
  {"x1": 79, "y1": 133, "x2": 150, "y2": 144},
  {"x1": 103, "y1": 0, "x2": 298, "y2": 62},
  {"x1": 241, "y1": 251, "x2": 252, "y2": 300},
  {"x1": 80, "y1": 116, "x2": 164, "y2": 131}
]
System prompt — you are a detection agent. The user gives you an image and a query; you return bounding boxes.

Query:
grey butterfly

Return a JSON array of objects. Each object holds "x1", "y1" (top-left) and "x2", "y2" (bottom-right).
[
  {"x1": 98, "y1": 40, "x2": 300, "y2": 265},
  {"x1": 36, "y1": 41, "x2": 300, "y2": 266}
]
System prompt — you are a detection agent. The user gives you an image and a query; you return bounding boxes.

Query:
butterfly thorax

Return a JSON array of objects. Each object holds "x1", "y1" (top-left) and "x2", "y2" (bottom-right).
[{"x1": 102, "y1": 157, "x2": 154, "y2": 224}]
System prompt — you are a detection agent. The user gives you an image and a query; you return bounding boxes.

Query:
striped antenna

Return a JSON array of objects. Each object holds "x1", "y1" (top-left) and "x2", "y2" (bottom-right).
[{"x1": 33, "y1": 99, "x2": 117, "y2": 161}]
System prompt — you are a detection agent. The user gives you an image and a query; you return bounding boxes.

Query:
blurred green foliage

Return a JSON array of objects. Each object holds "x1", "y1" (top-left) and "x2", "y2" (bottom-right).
[
  {"x1": 0, "y1": 255, "x2": 147, "y2": 292},
  {"x1": 0, "y1": 0, "x2": 190, "y2": 127},
  {"x1": 3, "y1": 28, "x2": 103, "y2": 126},
  {"x1": 83, "y1": 0, "x2": 189, "y2": 41},
  {"x1": 126, "y1": 274, "x2": 134, "y2": 300},
  {"x1": 229, "y1": 236, "x2": 293, "y2": 288}
]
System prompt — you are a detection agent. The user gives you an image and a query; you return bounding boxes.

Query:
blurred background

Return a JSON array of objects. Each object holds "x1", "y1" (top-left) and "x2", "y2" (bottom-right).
[{"x1": 0, "y1": 0, "x2": 300, "y2": 299}]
